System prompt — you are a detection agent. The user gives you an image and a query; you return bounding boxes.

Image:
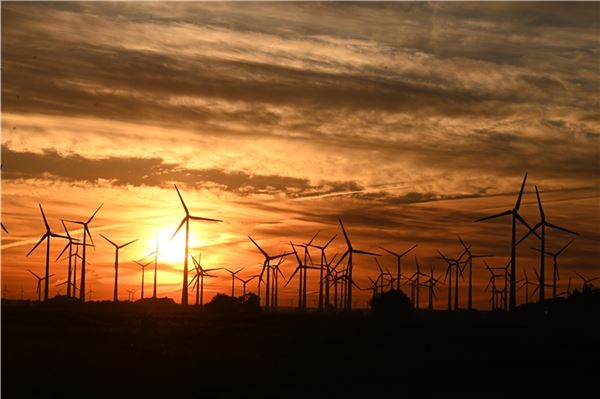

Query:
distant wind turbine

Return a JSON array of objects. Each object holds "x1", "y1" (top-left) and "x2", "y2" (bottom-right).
[{"x1": 101, "y1": 234, "x2": 138, "y2": 303}]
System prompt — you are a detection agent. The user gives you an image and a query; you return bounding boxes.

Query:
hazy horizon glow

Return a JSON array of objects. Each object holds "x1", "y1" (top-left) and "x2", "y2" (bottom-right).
[{"x1": 1, "y1": 2, "x2": 598, "y2": 308}]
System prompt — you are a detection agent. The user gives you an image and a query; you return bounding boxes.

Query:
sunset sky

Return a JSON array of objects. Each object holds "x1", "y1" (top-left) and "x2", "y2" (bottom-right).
[{"x1": 1, "y1": 2, "x2": 598, "y2": 308}]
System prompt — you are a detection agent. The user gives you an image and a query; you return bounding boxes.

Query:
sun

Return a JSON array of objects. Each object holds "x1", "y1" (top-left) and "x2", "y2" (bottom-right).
[{"x1": 150, "y1": 227, "x2": 203, "y2": 264}]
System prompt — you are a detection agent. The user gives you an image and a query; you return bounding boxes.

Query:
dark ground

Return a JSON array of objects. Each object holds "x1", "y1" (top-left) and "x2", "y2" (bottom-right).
[{"x1": 2, "y1": 300, "x2": 599, "y2": 398}]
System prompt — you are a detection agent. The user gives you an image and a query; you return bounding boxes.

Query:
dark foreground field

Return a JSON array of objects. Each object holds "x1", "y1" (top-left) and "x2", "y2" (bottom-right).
[{"x1": 2, "y1": 301, "x2": 599, "y2": 398}]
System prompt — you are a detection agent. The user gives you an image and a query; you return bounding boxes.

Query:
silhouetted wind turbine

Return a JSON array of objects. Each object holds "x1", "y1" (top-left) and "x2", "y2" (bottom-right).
[
  {"x1": 558, "y1": 277, "x2": 572, "y2": 298},
  {"x1": 532, "y1": 239, "x2": 575, "y2": 300},
  {"x1": 146, "y1": 236, "x2": 160, "y2": 298},
  {"x1": 101, "y1": 234, "x2": 138, "y2": 303},
  {"x1": 55, "y1": 221, "x2": 87, "y2": 298},
  {"x1": 374, "y1": 258, "x2": 393, "y2": 293},
  {"x1": 189, "y1": 254, "x2": 221, "y2": 307},
  {"x1": 248, "y1": 236, "x2": 290, "y2": 311},
  {"x1": 519, "y1": 269, "x2": 537, "y2": 304},
  {"x1": 28, "y1": 270, "x2": 54, "y2": 302},
  {"x1": 225, "y1": 267, "x2": 245, "y2": 297},
  {"x1": 27, "y1": 204, "x2": 69, "y2": 301},
  {"x1": 309, "y1": 234, "x2": 336, "y2": 311},
  {"x1": 410, "y1": 255, "x2": 428, "y2": 309},
  {"x1": 63, "y1": 203, "x2": 102, "y2": 303},
  {"x1": 133, "y1": 259, "x2": 153, "y2": 300},
  {"x1": 379, "y1": 244, "x2": 417, "y2": 291},
  {"x1": 575, "y1": 272, "x2": 599, "y2": 292},
  {"x1": 475, "y1": 173, "x2": 538, "y2": 311},
  {"x1": 236, "y1": 275, "x2": 258, "y2": 297},
  {"x1": 517, "y1": 186, "x2": 578, "y2": 303},
  {"x1": 335, "y1": 219, "x2": 381, "y2": 311},
  {"x1": 458, "y1": 237, "x2": 491, "y2": 311},
  {"x1": 171, "y1": 185, "x2": 222, "y2": 305},
  {"x1": 438, "y1": 249, "x2": 467, "y2": 311}
]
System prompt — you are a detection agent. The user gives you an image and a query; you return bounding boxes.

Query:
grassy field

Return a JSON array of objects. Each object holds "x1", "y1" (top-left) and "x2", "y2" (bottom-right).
[{"x1": 2, "y1": 300, "x2": 598, "y2": 398}]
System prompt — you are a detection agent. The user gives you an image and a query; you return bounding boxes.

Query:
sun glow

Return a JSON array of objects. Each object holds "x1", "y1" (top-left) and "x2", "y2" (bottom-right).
[{"x1": 147, "y1": 227, "x2": 204, "y2": 264}]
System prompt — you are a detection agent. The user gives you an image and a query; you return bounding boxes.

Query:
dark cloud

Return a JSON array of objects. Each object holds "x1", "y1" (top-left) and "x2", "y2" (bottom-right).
[{"x1": 0, "y1": 145, "x2": 363, "y2": 198}]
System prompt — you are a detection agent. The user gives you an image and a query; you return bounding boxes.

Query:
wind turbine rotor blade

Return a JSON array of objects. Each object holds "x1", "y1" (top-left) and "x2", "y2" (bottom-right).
[
  {"x1": 100, "y1": 234, "x2": 117, "y2": 247},
  {"x1": 189, "y1": 215, "x2": 223, "y2": 222},
  {"x1": 556, "y1": 239, "x2": 575, "y2": 256},
  {"x1": 379, "y1": 247, "x2": 399, "y2": 257},
  {"x1": 515, "y1": 172, "x2": 528, "y2": 211},
  {"x1": 306, "y1": 231, "x2": 320, "y2": 246},
  {"x1": 27, "y1": 234, "x2": 48, "y2": 256},
  {"x1": 515, "y1": 213, "x2": 541, "y2": 240},
  {"x1": 338, "y1": 219, "x2": 352, "y2": 249},
  {"x1": 174, "y1": 185, "x2": 189, "y2": 215},
  {"x1": 121, "y1": 238, "x2": 139, "y2": 248},
  {"x1": 28, "y1": 269, "x2": 42, "y2": 279},
  {"x1": 515, "y1": 222, "x2": 541, "y2": 246},
  {"x1": 284, "y1": 267, "x2": 301, "y2": 287},
  {"x1": 56, "y1": 241, "x2": 73, "y2": 261},
  {"x1": 353, "y1": 249, "x2": 381, "y2": 257},
  {"x1": 61, "y1": 220, "x2": 71, "y2": 239},
  {"x1": 248, "y1": 236, "x2": 268, "y2": 258},
  {"x1": 171, "y1": 217, "x2": 187, "y2": 241},
  {"x1": 333, "y1": 251, "x2": 349, "y2": 271},
  {"x1": 323, "y1": 234, "x2": 337, "y2": 249},
  {"x1": 87, "y1": 203, "x2": 103, "y2": 224},
  {"x1": 400, "y1": 244, "x2": 418, "y2": 258},
  {"x1": 534, "y1": 186, "x2": 545, "y2": 220},
  {"x1": 1, "y1": 223, "x2": 7, "y2": 234},
  {"x1": 545, "y1": 222, "x2": 578, "y2": 236},
  {"x1": 475, "y1": 210, "x2": 512, "y2": 222},
  {"x1": 38, "y1": 204, "x2": 50, "y2": 232}
]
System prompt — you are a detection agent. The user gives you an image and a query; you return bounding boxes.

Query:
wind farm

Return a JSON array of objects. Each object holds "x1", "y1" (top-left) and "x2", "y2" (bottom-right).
[{"x1": 1, "y1": 1, "x2": 598, "y2": 397}]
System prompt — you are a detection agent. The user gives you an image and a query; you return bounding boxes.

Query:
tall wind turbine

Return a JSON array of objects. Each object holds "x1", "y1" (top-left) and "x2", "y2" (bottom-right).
[
  {"x1": 63, "y1": 203, "x2": 103, "y2": 303},
  {"x1": 379, "y1": 244, "x2": 417, "y2": 291},
  {"x1": 145, "y1": 236, "x2": 161, "y2": 298},
  {"x1": 532, "y1": 239, "x2": 574, "y2": 300},
  {"x1": 309, "y1": 235, "x2": 336, "y2": 311},
  {"x1": 335, "y1": 219, "x2": 380, "y2": 312},
  {"x1": 475, "y1": 173, "x2": 538, "y2": 311},
  {"x1": 517, "y1": 186, "x2": 578, "y2": 303},
  {"x1": 27, "y1": 205, "x2": 69, "y2": 301},
  {"x1": 101, "y1": 234, "x2": 138, "y2": 303},
  {"x1": 248, "y1": 236, "x2": 290, "y2": 311},
  {"x1": 171, "y1": 185, "x2": 222, "y2": 305}
]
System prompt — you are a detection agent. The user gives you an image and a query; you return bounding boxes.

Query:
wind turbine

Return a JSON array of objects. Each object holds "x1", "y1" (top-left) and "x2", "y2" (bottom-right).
[
  {"x1": 28, "y1": 270, "x2": 54, "y2": 302},
  {"x1": 287, "y1": 243, "x2": 319, "y2": 311},
  {"x1": 422, "y1": 265, "x2": 442, "y2": 311},
  {"x1": 475, "y1": 173, "x2": 538, "y2": 311},
  {"x1": 236, "y1": 275, "x2": 258, "y2": 297},
  {"x1": 145, "y1": 235, "x2": 161, "y2": 298},
  {"x1": 438, "y1": 249, "x2": 467, "y2": 311},
  {"x1": 189, "y1": 254, "x2": 221, "y2": 308},
  {"x1": 248, "y1": 236, "x2": 290, "y2": 311},
  {"x1": 334, "y1": 219, "x2": 381, "y2": 311},
  {"x1": 27, "y1": 204, "x2": 69, "y2": 301},
  {"x1": 374, "y1": 258, "x2": 393, "y2": 293},
  {"x1": 224, "y1": 267, "x2": 245, "y2": 297},
  {"x1": 55, "y1": 221, "x2": 86, "y2": 298},
  {"x1": 410, "y1": 255, "x2": 428, "y2": 309},
  {"x1": 171, "y1": 185, "x2": 222, "y2": 305},
  {"x1": 133, "y1": 259, "x2": 153, "y2": 300},
  {"x1": 379, "y1": 244, "x2": 417, "y2": 291},
  {"x1": 531, "y1": 239, "x2": 575, "y2": 300},
  {"x1": 63, "y1": 203, "x2": 102, "y2": 303},
  {"x1": 309, "y1": 234, "x2": 336, "y2": 311},
  {"x1": 517, "y1": 186, "x2": 578, "y2": 303},
  {"x1": 458, "y1": 237, "x2": 491, "y2": 311},
  {"x1": 558, "y1": 277, "x2": 572, "y2": 298},
  {"x1": 101, "y1": 234, "x2": 138, "y2": 303},
  {"x1": 519, "y1": 269, "x2": 537, "y2": 304},
  {"x1": 575, "y1": 272, "x2": 599, "y2": 292}
]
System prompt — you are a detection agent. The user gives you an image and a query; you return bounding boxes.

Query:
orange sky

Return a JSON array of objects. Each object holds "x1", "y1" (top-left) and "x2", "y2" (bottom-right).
[{"x1": 1, "y1": 2, "x2": 599, "y2": 308}]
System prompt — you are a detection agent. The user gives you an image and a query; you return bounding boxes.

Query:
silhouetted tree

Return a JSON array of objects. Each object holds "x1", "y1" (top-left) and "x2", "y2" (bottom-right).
[
  {"x1": 369, "y1": 289, "x2": 413, "y2": 317},
  {"x1": 205, "y1": 294, "x2": 238, "y2": 313},
  {"x1": 239, "y1": 293, "x2": 261, "y2": 313}
]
